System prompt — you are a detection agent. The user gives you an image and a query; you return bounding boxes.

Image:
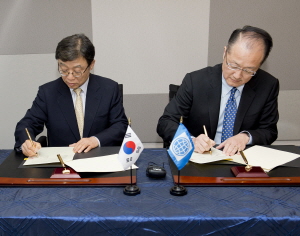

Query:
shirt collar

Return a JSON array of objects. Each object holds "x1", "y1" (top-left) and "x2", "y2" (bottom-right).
[
  {"x1": 221, "y1": 74, "x2": 244, "y2": 97},
  {"x1": 70, "y1": 77, "x2": 89, "y2": 94}
]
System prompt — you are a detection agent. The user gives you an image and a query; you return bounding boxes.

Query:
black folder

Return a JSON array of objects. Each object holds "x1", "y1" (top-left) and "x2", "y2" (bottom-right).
[
  {"x1": 169, "y1": 145, "x2": 300, "y2": 186},
  {"x1": 0, "y1": 147, "x2": 136, "y2": 187}
]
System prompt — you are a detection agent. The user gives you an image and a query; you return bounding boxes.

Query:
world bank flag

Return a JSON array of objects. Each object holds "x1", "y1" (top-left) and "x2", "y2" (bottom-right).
[{"x1": 168, "y1": 123, "x2": 194, "y2": 170}]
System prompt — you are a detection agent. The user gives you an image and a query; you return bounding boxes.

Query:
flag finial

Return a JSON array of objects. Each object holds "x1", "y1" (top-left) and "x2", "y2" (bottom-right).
[
  {"x1": 128, "y1": 117, "x2": 131, "y2": 127},
  {"x1": 180, "y1": 116, "x2": 183, "y2": 123}
]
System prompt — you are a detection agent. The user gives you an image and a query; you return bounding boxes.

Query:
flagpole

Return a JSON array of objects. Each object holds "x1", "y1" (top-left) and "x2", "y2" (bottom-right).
[
  {"x1": 170, "y1": 116, "x2": 188, "y2": 196},
  {"x1": 130, "y1": 166, "x2": 133, "y2": 185},
  {"x1": 170, "y1": 166, "x2": 187, "y2": 196},
  {"x1": 129, "y1": 117, "x2": 133, "y2": 187},
  {"x1": 123, "y1": 117, "x2": 141, "y2": 196}
]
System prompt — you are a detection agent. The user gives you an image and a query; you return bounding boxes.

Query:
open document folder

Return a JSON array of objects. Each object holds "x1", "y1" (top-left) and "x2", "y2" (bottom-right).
[
  {"x1": 230, "y1": 145, "x2": 300, "y2": 172},
  {"x1": 189, "y1": 145, "x2": 300, "y2": 172},
  {"x1": 65, "y1": 154, "x2": 138, "y2": 172},
  {"x1": 24, "y1": 147, "x2": 75, "y2": 165},
  {"x1": 189, "y1": 147, "x2": 231, "y2": 164},
  {"x1": 23, "y1": 147, "x2": 137, "y2": 172}
]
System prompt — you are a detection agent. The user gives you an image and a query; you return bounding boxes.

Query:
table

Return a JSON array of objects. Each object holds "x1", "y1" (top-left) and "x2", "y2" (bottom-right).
[{"x1": 0, "y1": 148, "x2": 300, "y2": 235}]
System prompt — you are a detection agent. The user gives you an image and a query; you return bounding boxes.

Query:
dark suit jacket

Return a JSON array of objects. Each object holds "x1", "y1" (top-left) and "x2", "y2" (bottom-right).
[
  {"x1": 15, "y1": 74, "x2": 128, "y2": 148},
  {"x1": 157, "y1": 64, "x2": 279, "y2": 145}
]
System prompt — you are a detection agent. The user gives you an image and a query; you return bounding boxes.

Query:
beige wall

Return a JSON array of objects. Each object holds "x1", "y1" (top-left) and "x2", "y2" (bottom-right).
[
  {"x1": 92, "y1": 0, "x2": 210, "y2": 94},
  {"x1": 208, "y1": 0, "x2": 300, "y2": 90},
  {"x1": 0, "y1": 0, "x2": 93, "y2": 55}
]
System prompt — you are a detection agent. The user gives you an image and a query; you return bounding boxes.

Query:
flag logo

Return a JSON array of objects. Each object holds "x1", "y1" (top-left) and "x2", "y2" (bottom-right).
[
  {"x1": 171, "y1": 136, "x2": 192, "y2": 159},
  {"x1": 123, "y1": 141, "x2": 136, "y2": 155}
]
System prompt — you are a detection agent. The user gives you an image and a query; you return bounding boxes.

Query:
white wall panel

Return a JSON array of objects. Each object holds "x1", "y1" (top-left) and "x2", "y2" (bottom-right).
[
  {"x1": 0, "y1": 0, "x2": 92, "y2": 55},
  {"x1": 0, "y1": 54, "x2": 57, "y2": 148},
  {"x1": 92, "y1": 0, "x2": 210, "y2": 94}
]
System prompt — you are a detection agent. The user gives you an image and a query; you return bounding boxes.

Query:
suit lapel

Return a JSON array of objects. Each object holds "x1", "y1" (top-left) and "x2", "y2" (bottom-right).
[
  {"x1": 57, "y1": 79, "x2": 80, "y2": 140},
  {"x1": 234, "y1": 81, "x2": 256, "y2": 134},
  {"x1": 207, "y1": 65, "x2": 222, "y2": 138},
  {"x1": 83, "y1": 75, "x2": 103, "y2": 137}
]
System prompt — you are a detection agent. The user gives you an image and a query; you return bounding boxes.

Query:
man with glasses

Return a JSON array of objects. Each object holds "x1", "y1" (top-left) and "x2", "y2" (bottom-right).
[
  {"x1": 15, "y1": 34, "x2": 128, "y2": 157},
  {"x1": 157, "y1": 26, "x2": 279, "y2": 156}
]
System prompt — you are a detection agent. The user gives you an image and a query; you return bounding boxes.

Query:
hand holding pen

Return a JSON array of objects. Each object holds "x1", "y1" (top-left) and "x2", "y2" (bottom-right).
[
  {"x1": 193, "y1": 126, "x2": 215, "y2": 154},
  {"x1": 203, "y1": 125, "x2": 212, "y2": 155},
  {"x1": 21, "y1": 128, "x2": 41, "y2": 157}
]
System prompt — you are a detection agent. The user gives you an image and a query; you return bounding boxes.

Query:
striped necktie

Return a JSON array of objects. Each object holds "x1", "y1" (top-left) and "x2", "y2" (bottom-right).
[{"x1": 221, "y1": 87, "x2": 237, "y2": 142}]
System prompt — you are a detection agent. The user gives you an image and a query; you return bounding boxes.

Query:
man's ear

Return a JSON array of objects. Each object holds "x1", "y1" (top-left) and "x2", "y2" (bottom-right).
[
  {"x1": 223, "y1": 46, "x2": 227, "y2": 60},
  {"x1": 89, "y1": 60, "x2": 95, "y2": 70}
]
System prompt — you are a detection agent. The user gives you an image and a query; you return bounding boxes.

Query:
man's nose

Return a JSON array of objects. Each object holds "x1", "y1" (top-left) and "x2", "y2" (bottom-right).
[
  {"x1": 66, "y1": 72, "x2": 75, "y2": 79},
  {"x1": 233, "y1": 69, "x2": 243, "y2": 78}
]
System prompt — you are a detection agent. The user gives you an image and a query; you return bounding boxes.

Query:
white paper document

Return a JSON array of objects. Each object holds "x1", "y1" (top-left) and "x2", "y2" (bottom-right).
[
  {"x1": 189, "y1": 147, "x2": 231, "y2": 164},
  {"x1": 230, "y1": 145, "x2": 300, "y2": 172},
  {"x1": 24, "y1": 147, "x2": 75, "y2": 165},
  {"x1": 65, "y1": 154, "x2": 138, "y2": 172}
]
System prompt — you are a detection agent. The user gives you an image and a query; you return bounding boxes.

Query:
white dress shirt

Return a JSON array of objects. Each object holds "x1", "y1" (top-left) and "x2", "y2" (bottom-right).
[{"x1": 214, "y1": 75, "x2": 252, "y2": 144}]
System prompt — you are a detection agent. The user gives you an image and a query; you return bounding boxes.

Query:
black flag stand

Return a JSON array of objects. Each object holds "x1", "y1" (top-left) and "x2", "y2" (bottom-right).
[
  {"x1": 123, "y1": 165, "x2": 140, "y2": 196},
  {"x1": 170, "y1": 170, "x2": 187, "y2": 196},
  {"x1": 123, "y1": 118, "x2": 141, "y2": 196}
]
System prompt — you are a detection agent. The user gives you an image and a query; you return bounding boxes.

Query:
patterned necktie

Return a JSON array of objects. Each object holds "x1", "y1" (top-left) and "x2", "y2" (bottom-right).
[
  {"x1": 221, "y1": 87, "x2": 237, "y2": 142},
  {"x1": 74, "y1": 88, "x2": 84, "y2": 138}
]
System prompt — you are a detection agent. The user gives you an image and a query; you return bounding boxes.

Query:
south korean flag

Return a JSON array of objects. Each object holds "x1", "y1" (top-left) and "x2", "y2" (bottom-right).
[{"x1": 118, "y1": 126, "x2": 144, "y2": 170}]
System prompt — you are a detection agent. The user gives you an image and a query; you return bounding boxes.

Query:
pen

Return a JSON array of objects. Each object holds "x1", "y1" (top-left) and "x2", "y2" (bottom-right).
[
  {"x1": 203, "y1": 125, "x2": 212, "y2": 155},
  {"x1": 25, "y1": 128, "x2": 34, "y2": 147},
  {"x1": 25, "y1": 128, "x2": 38, "y2": 156},
  {"x1": 57, "y1": 154, "x2": 70, "y2": 174},
  {"x1": 239, "y1": 150, "x2": 252, "y2": 172},
  {"x1": 239, "y1": 150, "x2": 248, "y2": 164}
]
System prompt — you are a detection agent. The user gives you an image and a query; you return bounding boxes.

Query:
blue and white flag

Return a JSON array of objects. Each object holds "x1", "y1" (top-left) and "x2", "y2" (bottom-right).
[
  {"x1": 168, "y1": 123, "x2": 194, "y2": 170},
  {"x1": 118, "y1": 126, "x2": 144, "y2": 170}
]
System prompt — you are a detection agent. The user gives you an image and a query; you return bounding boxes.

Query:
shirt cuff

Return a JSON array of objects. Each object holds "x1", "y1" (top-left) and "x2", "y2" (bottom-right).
[
  {"x1": 92, "y1": 136, "x2": 101, "y2": 147},
  {"x1": 15, "y1": 146, "x2": 22, "y2": 152},
  {"x1": 240, "y1": 131, "x2": 252, "y2": 145}
]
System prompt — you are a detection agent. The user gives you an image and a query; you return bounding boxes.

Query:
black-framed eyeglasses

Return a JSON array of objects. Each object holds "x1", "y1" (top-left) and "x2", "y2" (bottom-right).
[
  {"x1": 58, "y1": 64, "x2": 90, "y2": 78},
  {"x1": 225, "y1": 52, "x2": 256, "y2": 76}
]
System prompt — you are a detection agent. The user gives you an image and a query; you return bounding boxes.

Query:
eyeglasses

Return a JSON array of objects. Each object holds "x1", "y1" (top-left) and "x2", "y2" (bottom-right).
[
  {"x1": 58, "y1": 64, "x2": 90, "y2": 78},
  {"x1": 225, "y1": 52, "x2": 256, "y2": 76}
]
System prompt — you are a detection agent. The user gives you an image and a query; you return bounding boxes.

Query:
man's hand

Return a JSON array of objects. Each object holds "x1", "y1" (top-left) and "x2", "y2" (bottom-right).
[
  {"x1": 69, "y1": 137, "x2": 99, "y2": 153},
  {"x1": 216, "y1": 133, "x2": 249, "y2": 156},
  {"x1": 193, "y1": 134, "x2": 216, "y2": 154},
  {"x1": 21, "y1": 140, "x2": 41, "y2": 157}
]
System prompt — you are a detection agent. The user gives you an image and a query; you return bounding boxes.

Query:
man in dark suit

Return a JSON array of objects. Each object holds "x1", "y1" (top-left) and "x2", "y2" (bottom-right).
[
  {"x1": 157, "y1": 26, "x2": 279, "y2": 156},
  {"x1": 15, "y1": 34, "x2": 128, "y2": 157}
]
